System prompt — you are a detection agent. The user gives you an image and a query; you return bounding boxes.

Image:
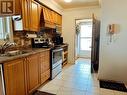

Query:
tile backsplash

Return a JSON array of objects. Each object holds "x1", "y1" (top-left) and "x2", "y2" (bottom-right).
[
  {"x1": 13, "y1": 31, "x2": 31, "y2": 47},
  {"x1": 13, "y1": 28, "x2": 58, "y2": 48}
]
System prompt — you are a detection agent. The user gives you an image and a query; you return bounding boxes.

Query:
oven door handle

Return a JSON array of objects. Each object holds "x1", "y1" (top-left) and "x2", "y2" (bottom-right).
[{"x1": 52, "y1": 49, "x2": 63, "y2": 52}]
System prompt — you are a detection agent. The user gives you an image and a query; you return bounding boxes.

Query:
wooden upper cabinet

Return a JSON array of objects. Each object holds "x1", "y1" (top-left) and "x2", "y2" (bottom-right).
[
  {"x1": 41, "y1": 6, "x2": 55, "y2": 28},
  {"x1": 53, "y1": 11, "x2": 57, "y2": 24},
  {"x1": 19, "y1": 0, "x2": 40, "y2": 32},
  {"x1": 42, "y1": 7, "x2": 50, "y2": 22},
  {"x1": 15, "y1": 0, "x2": 22, "y2": 15},
  {"x1": 54, "y1": 13, "x2": 62, "y2": 25},
  {"x1": 29, "y1": 0, "x2": 40, "y2": 32},
  {"x1": 51, "y1": 11, "x2": 55, "y2": 23},
  {"x1": 4, "y1": 58, "x2": 26, "y2": 95},
  {"x1": 60, "y1": 16, "x2": 62, "y2": 25},
  {"x1": 26, "y1": 54, "x2": 40, "y2": 94},
  {"x1": 42, "y1": 6, "x2": 53, "y2": 24},
  {"x1": 22, "y1": 0, "x2": 29, "y2": 31},
  {"x1": 41, "y1": 6, "x2": 62, "y2": 27},
  {"x1": 58, "y1": 15, "x2": 62, "y2": 25}
]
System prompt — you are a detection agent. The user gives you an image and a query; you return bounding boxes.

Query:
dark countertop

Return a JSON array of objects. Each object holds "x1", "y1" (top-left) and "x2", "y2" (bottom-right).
[
  {"x1": 0, "y1": 48, "x2": 51, "y2": 64},
  {"x1": 53, "y1": 43, "x2": 68, "y2": 48}
]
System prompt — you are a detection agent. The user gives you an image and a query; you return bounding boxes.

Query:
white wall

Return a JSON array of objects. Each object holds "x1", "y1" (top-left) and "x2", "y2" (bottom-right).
[
  {"x1": 98, "y1": 0, "x2": 127, "y2": 84},
  {"x1": 39, "y1": 0, "x2": 63, "y2": 14},
  {"x1": 62, "y1": 6, "x2": 101, "y2": 64}
]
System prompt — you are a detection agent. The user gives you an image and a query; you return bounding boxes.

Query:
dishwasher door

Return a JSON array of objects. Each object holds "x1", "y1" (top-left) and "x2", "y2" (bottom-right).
[{"x1": 0, "y1": 65, "x2": 5, "y2": 95}]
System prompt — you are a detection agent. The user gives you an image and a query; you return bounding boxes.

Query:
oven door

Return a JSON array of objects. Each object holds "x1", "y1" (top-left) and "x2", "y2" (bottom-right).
[{"x1": 52, "y1": 48, "x2": 63, "y2": 69}]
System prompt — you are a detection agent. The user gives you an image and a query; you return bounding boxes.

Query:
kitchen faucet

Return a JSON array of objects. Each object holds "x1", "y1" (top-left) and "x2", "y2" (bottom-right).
[{"x1": 0, "y1": 41, "x2": 17, "y2": 54}]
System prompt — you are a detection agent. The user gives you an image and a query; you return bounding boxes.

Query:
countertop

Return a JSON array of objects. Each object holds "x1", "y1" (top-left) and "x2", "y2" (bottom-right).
[{"x1": 0, "y1": 48, "x2": 50, "y2": 64}]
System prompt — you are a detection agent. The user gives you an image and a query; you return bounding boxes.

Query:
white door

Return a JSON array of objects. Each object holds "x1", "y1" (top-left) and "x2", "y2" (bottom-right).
[{"x1": 79, "y1": 22, "x2": 92, "y2": 58}]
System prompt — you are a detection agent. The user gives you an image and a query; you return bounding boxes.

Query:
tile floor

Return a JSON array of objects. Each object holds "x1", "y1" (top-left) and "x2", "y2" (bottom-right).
[{"x1": 38, "y1": 58, "x2": 127, "y2": 95}]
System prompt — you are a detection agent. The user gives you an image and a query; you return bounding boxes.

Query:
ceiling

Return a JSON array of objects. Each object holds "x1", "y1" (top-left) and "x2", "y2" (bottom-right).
[{"x1": 53, "y1": 0, "x2": 99, "y2": 9}]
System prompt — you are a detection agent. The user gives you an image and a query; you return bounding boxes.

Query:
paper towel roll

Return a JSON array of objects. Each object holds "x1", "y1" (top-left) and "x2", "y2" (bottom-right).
[{"x1": 26, "y1": 34, "x2": 37, "y2": 38}]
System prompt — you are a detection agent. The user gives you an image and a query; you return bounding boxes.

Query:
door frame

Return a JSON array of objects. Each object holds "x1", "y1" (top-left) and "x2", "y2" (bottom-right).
[{"x1": 74, "y1": 18, "x2": 92, "y2": 60}]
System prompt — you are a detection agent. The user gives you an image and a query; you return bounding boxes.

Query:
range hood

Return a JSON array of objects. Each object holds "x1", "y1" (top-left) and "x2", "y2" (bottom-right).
[{"x1": 40, "y1": 7, "x2": 55, "y2": 29}]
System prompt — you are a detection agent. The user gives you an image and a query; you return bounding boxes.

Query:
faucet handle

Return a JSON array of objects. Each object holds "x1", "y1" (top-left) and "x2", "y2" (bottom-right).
[
  {"x1": 2, "y1": 41, "x2": 9, "y2": 47},
  {"x1": 11, "y1": 42, "x2": 17, "y2": 47}
]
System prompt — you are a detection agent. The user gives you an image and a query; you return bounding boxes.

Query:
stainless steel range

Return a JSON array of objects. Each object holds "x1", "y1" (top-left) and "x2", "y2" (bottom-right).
[{"x1": 51, "y1": 47, "x2": 63, "y2": 79}]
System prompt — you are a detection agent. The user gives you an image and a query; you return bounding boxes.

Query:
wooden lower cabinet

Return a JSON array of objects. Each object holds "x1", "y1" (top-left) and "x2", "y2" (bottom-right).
[
  {"x1": 39, "y1": 51, "x2": 50, "y2": 84},
  {"x1": 4, "y1": 58, "x2": 26, "y2": 95},
  {"x1": 26, "y1": 54, "x2": 40, "y2": 94},
  {"x1": 41, "y1": 70, "x2": 50, "y2": 84},
  {"x1": 3, "y1": 50, "x2": 50, "y2": 95}
]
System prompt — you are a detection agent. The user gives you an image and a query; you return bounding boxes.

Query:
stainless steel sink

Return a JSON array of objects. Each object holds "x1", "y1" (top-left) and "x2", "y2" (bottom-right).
[{"x1": 0, "y1": 50, "x2": 30, "y2": 57}]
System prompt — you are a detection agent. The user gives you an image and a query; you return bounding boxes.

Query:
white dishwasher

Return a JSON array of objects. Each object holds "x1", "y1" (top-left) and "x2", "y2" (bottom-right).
[{"x1": 0, "y1": 65, "x2": 5, "y2": 95}]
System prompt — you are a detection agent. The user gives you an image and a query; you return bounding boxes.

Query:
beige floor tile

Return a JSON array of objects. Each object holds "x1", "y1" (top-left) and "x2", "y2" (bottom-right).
[
  {"x1": 39, "y1": 84, "x2": 60, "y2": 94},
  {"x1": 57, "y1": 86, "x2": 86, "y2": 95},
  {"x1": 86, "y1": 88, "x2": 115, "y2": 95},
  {"x1": 87, "y1": 80, "x2": 100, "y2": 88},
  {"x1": 86, "y1": 86, "x2": 100, "y2": 93},
  {"x1": 48, "y1": 79, "x2": 64, "y2": 86},
  {"x1": 56, "y1": 87, "x2": 73, "y2": 95},
  {"x1": 99, "y1": 88, "x2": 115, "y2": 95},
  {"x1": 38, "y1": 58, "x2": 127, "y2": 95},
  {"x1": 71, "y1": 90, "x2": 86, "y2": 95},
  {"x1": 57, "y1": 91, "x2": 72, "y2": 95},
  {"x1": 60, "y1": 80, "x2": 87, "y2": 91},
  {"x1": 114, "y1": 91, "x2": 127, "y2": 95},
  {"x1": 86, "y1": 91, "x2": 102, "y2": 95}
]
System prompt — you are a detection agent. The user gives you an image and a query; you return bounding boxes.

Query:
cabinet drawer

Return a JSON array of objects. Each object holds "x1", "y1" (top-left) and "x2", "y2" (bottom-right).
[
  {"x1": 40, "y1": 52, "x2": 46, "y2": 58},
  {"x1": 41, "y1": 69, "x2": 50, "y2": 84},
  {"x1": 43, "y1": 63, "x2": 50, "y2": 72},
  {"x1": 40, "y1": 62, "x2": 50, "y2": 73}
]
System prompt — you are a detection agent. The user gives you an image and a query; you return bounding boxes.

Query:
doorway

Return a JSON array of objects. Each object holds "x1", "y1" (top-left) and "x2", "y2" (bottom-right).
[
  {"x1": 75, "y1": 19, "x2": 92, "y2": 59},
  {"x1": 75, "y1": 17, "x2": 100, "y2": 72}
]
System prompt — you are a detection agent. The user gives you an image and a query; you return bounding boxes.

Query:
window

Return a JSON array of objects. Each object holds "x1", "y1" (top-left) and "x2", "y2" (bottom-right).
[
  {"x1": 0, "y1": 18, "x2": 4, "y2": 39},
  {"x1": 80, "y1": 23, "x2": 92, "y2": 51},
  {"x1": 0, "y1": 17, "x2": 11, "y2": 40}
]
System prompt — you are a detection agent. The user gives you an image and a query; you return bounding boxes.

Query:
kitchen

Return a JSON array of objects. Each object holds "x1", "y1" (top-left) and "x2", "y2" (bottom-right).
[
  {"x1": 0, "y1": 0, "x2": 68, "y2": 95},
  {"x1": 0, "y1": 0, "x2": 127, "y2": 95}
]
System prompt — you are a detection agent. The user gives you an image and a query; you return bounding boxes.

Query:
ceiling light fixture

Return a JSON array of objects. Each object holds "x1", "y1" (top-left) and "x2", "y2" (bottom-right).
[{"x1": 64, "y1": 0, "x2": 72, "y2": 3}]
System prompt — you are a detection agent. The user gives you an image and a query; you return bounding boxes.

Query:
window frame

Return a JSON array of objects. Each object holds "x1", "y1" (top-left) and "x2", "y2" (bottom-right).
[
  {"x1": 0, "y1": 18, "x2": 7, "y2": 40},
  {"x1": 79, "y1": 23, "x2": 92, "y2": 51}
]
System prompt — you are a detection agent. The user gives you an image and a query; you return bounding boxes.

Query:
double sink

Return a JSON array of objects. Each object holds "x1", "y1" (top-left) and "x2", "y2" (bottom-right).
[{"x1": 0, "y1": 50, "x2": 31, "y2": 57}]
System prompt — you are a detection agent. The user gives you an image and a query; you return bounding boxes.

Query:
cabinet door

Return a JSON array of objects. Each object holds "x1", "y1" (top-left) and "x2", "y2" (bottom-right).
[
  {"x1": 39, "y1": 50, "x2": 50, "y2": 84},
  {"x1": 42, "y1": 7, "x2": 47, "y2": 21},
  {"x1": 40, "y1": 51, "x2": 50, "y2": 73},
  {"x1": 15, "y1": 0, "x2": 21, "y2": 15},
  {"x1": 56, "y1": 14, "x2": 62, "y2": 25},
  {"x1": 29, "y1": 0, "x2": 40, "y2": 31},
  {"x1": 60, "y1": 15, "x2": 62, "y2": 25},
  {"x1": 45, "y1": 51, "x2": 50, "y2": 70},
  {"x1": 58, "y1": 15, "x2": 62, "y2": 25},
  {"x1": 43, "y1": 7, "x2": 50, "y2": 22},
  {"x1": 40, "y1": 52, "x2": 45, "y2": 74},
  {"x1": 54, "y1": 12, "x2": 58, "y2": 24},
  {"x1": 51, "y1": 11, "x2": 55, "y2": 24},
  {"x1": 4, "y1": 59, "x2": 26, "y2": 95},
  {"x1": 26, "y1": 54, "x2": 40, "y2": 94},
  {"x1": 22, "y1": 0, "x2": 29, "y2": 30},
  {"x1": 41, "y1": 70, "x2": 50, "y2": 84}
]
